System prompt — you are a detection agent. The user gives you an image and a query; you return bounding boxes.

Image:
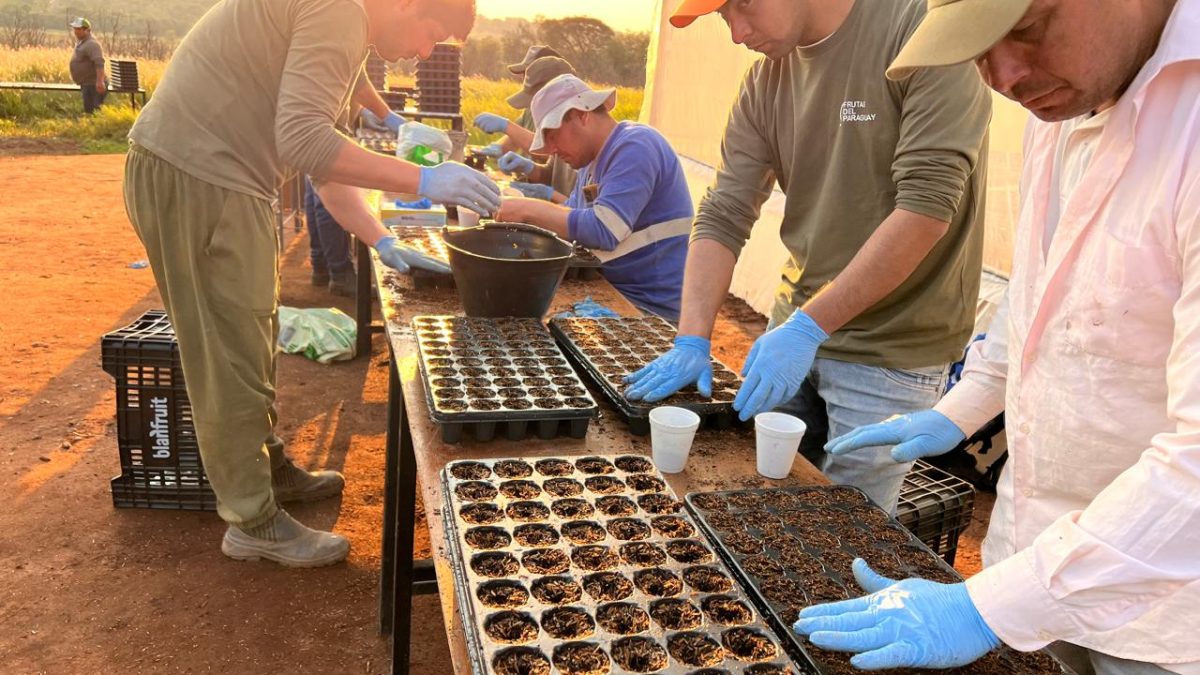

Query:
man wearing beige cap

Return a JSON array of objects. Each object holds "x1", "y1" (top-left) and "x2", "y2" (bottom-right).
[
  {"x1": 630, "y1": 0, "x2": 991, "y2": 515},
  {"x1": 473, "y1": 44, "x2": 563, "y2": 155},
  {"x1": 475, "y1": 56, "x2": 579, "y2": 201},
  {"x1": 497, "y1": 74, "x2": 692, "y2": 321},
  {"x1": 800, "y1": 1, "x2": 1200, "y2": 673}
]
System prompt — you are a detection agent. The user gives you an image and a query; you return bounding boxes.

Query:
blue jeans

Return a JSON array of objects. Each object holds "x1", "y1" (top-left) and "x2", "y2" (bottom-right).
[
  {"x1": 1049, "y1": 643, "x2": 1173, "y2": 675},
  {"x1": 303, "y1": 179, "x2": 352, "y2": 275},
  {"x1": 81, "y1": 85, "x2": 106, "y2": 114},
  {"x1": 774, "y1": 357, "x2": 950, "y2": 513}
]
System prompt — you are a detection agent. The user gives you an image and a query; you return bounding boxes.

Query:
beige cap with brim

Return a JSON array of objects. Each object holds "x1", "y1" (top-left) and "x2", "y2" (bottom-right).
[
  {"x1": 887, "y1": 0, "x2": 1033, "y2": 80},
  {"x1": 507, "y1": 57, "x2": 577, "y2": 110},
  {"x1": 529, "y1": 75, "x2": 617, "y2": 154},
  {"x1": 507, "y1": 45, "x2": 562, "y2": 75}
]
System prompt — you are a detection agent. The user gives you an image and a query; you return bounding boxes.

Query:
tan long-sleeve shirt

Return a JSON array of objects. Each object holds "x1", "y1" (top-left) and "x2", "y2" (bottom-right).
[
  {"x1": 692, "y1": 0, "x2": 992, "y2": 368},
  {"x1": 130, "y1": 0, "x2": 369, "y2": 201}
]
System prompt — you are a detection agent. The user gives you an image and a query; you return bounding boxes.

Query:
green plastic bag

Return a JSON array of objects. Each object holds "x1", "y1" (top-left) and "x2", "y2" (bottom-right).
[{"x1": 278, "y1": 306, "x2": 357, "y2": 364}]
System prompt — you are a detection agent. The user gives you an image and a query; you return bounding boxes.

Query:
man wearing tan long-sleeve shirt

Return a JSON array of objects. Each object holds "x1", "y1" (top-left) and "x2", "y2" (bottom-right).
[
  {"x1": 124, "y1": 0, "x2": 498, "y2": 567},
  {"x1": 627, "y1": 0, "x2": 992, "y2": 512}
]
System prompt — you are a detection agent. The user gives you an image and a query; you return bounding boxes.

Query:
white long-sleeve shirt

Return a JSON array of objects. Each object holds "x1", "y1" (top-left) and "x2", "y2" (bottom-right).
[{"x1": 934, "y1": 2, "x2": 1200, "y2": 670}]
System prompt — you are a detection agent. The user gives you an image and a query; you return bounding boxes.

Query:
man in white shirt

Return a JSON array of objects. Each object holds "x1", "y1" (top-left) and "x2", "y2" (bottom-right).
[{"x1": 794, "y1": 1, "x2": 1200, "y2": 673}]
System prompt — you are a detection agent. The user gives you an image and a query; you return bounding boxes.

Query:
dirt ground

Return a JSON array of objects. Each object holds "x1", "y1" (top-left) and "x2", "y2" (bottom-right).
[{"x1": 0, "y1": 153, "x2": 987, "y2": 674}]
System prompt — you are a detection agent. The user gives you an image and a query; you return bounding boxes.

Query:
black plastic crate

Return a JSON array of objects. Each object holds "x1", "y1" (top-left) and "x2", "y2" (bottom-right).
[
  {"x1": 686, "y1": 486, "x2": 1072, "y2": 675},
  {"x1": 101, "y1": 310, "x2": 215, "y2": 510},
  {"x1": 413, "y1": 317, "x2": 599, "y2": 443},
  {"x1": 896, "y1": 459, "x2": 975, "y2": 565},
  {"x1": 549, "y1": 317, "x2": 743, "y2": 436}
]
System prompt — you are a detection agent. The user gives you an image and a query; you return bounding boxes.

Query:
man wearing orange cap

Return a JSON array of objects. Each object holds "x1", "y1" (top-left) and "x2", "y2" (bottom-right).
[
  {"x1": 629, "y1": 0, "x2": 991, "y2": 515},
  {"x1": 797, "y1": 0, "x2": 1199, "y2": 673}
]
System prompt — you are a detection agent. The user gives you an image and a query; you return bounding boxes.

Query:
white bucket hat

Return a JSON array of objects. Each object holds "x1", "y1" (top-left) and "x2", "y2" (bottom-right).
[{"x1": 529, "y1": 75, "x2": 617, "y2": 154}]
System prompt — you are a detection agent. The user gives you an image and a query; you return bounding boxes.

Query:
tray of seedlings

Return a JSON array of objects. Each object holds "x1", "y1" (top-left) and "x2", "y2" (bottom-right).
[
  {"x1": 549, "y1": 317, "x2": 743, "y2": 436},
  {"x1": 443, "y1": 455, "x2": 803, "y2": 675},
  {"x1": 391, "y1": 227, "x2": 603, "y2": 288},
  {"x1": 685, "y1": 486, "x2": 1075, "y2": 675},
  {"x1": 414, "y1": 317, "x2": 599, "y2": 443}
]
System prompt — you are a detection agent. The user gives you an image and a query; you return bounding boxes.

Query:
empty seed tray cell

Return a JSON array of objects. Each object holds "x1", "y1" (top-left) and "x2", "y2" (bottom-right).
[
  {"x1": 443, "y1": 455, "x2": 801, "y2": 675},
  {"x1": 550, "y1": 317, "x2": 742, "y2": 436},
  {"x1": 415, "y1": 317, "x2": 599, "y2": 443},
  {"x1": 685, "y1": 487, "x2": 1072, "y2": 675}
]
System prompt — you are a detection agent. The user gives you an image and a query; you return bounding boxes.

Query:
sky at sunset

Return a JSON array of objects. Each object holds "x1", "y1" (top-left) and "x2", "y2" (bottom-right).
[{"x1": 476, "y1": 0, "x2": 660, "y2": 33}]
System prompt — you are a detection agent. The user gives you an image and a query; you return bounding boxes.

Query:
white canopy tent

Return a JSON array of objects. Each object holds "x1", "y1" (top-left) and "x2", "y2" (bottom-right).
[{"x1": 637, "y1": 0, "x2": 1028, "y2": 324}]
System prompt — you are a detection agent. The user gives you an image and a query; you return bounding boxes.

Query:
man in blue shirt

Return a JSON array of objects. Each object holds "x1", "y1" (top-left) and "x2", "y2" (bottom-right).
[{"x1": 496, "y1": 74, "x2": 692, "y2": 321}]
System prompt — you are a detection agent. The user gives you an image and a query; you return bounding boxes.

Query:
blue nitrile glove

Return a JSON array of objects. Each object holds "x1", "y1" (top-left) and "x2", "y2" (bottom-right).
[
  {"x1": 825, "y1": 410, "x2": 966, "y2": 462},
  {"x1": 733, "y1": 310, "x2": 828, "y2": 422},
  {"x1": 498, "y1": 152, "x2": 536, "y2": 176},
  {"x1": 510, "y1": 181, "x2": 554, "y2": 201},
  {"x1": 794, "y1": 559, "x2": 1000, "y2": 670},
  {"x1": 360, "y1": 108, "x2": 390, "y2": 132},
  {"x1": 383, "y1": 111, "x2": 406, "y2": 133},
  {"x1": 418, "y1": 162, "x2": 501, "y2": 217},
  {"x1": 473, "y1": 113, "x2": 510, "y2": 134},
  {"x1": 554, "y1": 297, "x2": 619, "y2": 320},
  {"x1": 478, "y1": 143, "x2": 504, "y2": 158},
  {"x1": 624, "y1": 335, "x2": 713, "y2": 402},
  {"x1": 374, "y1": 236, "x2": 451, "y2": 275}
]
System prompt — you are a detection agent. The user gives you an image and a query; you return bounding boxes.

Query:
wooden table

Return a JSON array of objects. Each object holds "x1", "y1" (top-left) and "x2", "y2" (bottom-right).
[{"x1": 368, "y1": 254, "x2": 830, "y2": 675}]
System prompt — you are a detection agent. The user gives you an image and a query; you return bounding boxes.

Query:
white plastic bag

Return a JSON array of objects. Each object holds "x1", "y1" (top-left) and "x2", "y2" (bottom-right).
[
  {"x1": 397, "y1": 121, "x2": 452, "y2": 166},
  {"x1": 278, "y1": 306, "x2": 357, "y2": 364}
]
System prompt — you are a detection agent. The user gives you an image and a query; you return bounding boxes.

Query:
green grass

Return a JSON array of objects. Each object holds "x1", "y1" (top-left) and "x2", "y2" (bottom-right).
[{"x1": 0, "y1": 48, "x2": 643, "y2": 155}]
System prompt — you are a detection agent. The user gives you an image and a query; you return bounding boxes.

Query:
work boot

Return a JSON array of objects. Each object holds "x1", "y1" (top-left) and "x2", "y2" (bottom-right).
[
  {"x1": 328, "y1": 268, "x2": 357, "y2": 297},
  {"x1": 311, "y1": 267, "x2": 330, "y2": 287},
  {"x1": 272, "y1": 459, "x2": 345, "y2": 502},
  {"x1": 222, "y1": 509, "x2": 350, "y2": 568}
]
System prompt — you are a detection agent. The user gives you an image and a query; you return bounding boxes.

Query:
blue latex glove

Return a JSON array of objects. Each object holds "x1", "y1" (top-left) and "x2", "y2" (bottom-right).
[
  {"x1": 825, "y1": 410, "x2": 966, "y2": 462},
  {"x1": 477, "y1": 143, "x2": 504, "y2": 158},
  {"x1": 359, "y1": 108, "x2": 390, "y2": 132},
  {"x1": 374, "y1": 236, "x2": 451, "y2": 275},
  {"x1": 498, "y1": 151, "x2": 536, "y2": 176},
  {"x1": 473, "y1": 113, "x2": 510, "y2": 134},
  {"x1": 554, "y1": 297, "x2": 619, "y2": 320},
  {"x1": 510, "y1": 181, "x2": 554, "y2": 201},
  {"x1": 794, "y1": 559, "x2": 1000, "y2": 670},
  {"x1": 383, "y1": 111, "x2": 406, "y2": 133},
  {"x1": 418, "y1": 163, "x2": 501, "y2": 216},
  {"x1": 624, "y1": 335, "x2": 713, "y2": 402},
  {"x1": 733, "y1": 310, "x2": 828, "y2": 422}
]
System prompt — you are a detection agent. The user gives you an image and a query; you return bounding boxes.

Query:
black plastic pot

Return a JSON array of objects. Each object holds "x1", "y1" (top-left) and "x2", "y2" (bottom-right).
[{"x1": 443, "y1": 223, "x2": 574, "y2": 318}]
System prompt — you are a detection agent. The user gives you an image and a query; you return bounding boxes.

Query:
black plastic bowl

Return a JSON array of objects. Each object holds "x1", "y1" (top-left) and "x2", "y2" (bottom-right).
[{"x1": 443, "y1": 223, "x2": 574, "y2": 318}]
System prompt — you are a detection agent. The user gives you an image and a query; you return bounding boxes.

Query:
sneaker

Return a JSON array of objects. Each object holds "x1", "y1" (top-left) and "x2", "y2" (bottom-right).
[
  {"x1": 272, "y1": 460, "x2": 345, "y2": 503},
  {"x1": 311, "y1": 268, "x2": 330, "y2": 287},
  {"x1": 221, "y1": 509, "x2": 350, "y2": 567},
  {"x1": 328, "y1": 268, "x2": 357, "y2": 297}
]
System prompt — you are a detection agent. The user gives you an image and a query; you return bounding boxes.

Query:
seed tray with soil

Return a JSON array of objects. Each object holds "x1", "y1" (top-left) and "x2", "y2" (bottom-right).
[
  {"x1": 686, "y1": 486, "x2": 1075, "y2": 675},
  {"x1": 550, "y1": 316, "x2": 746, "y2": 435},
  {"x1": 414, "y1": 316, "x2": 597, "y2": 442},
  {"x1": 443, "y1": 456, "x2": 795, "y2": 674}
]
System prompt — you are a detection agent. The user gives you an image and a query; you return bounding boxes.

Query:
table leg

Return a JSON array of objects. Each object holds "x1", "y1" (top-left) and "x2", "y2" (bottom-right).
[
  {"x1": 356, "y1": 237, "x2": 373, "y2": 359},
  {"x1": 391, "y1": 361, "x2": 420, "y2": 675},
  {"x1": 379, "y1": 348, "x2": 400, "y2": 634}
]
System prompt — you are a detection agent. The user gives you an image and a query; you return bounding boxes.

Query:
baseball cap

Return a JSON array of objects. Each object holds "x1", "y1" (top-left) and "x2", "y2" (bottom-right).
[
  {"x1": 69, "y1": 17, "x2": 91, "y2": 29},
  {"x1": 670, "y1": 0, "x2": 725, "y2": 28},
  {"x1": 507, "y1": 45, "x2": 563, "y2": 75},
  {"x1": 529, "y1": 75, "x2": 616, "y2": 154},
  {"x1": 506, "y1": 57, "x2": 577, "y2": 110},
  {"x1": 887, "y1": 0, "x2": 1033, "y2": 80}
]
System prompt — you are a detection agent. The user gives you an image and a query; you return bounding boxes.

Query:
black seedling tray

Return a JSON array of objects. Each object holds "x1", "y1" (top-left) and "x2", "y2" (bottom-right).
[
  {"x1": 392, "y1": 227, "x2": 603, "y2": 289},
  {"x1": 359, "y1": 138, "x2": 397, "y2": 155},
  {"x1": 685, "y1": 486, "x2": 1074, "y2": 675},
  {"x1": 442, "y1": 455, "x2": 799, "y2": 675},
  {"x1": 549, "y1": 317, "x2": 743, "y2": 436},
  {"x1": 414, "y1": 317, "x2": 599, "y2": 443}
]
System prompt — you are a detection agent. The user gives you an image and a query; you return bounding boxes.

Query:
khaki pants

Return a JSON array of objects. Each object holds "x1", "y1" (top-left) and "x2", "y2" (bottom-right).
[{"x1": 124, "y1": 145, "x2": 286, "y2": 528}]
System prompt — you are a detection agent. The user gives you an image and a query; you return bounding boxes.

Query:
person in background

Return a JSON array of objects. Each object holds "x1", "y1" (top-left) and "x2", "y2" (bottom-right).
[
  {"x1": 795, "y1": 0, "x2": 1200, "y2": 673},
  {"x1": 496, "y1": 75, "x2": 692, "y2": 322},
  {"x1": 473, "y1": 44, "x2": 562, "y2": 156},
  {"x1": 627, "y1": 0, "x2": 991, "y2": 514},
  {"x1": 68, "y1": 17, "x2": 107, "y2": 114},
  {"x1": 124, "y1": 0, "x2": 496, "y2": 568}
]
